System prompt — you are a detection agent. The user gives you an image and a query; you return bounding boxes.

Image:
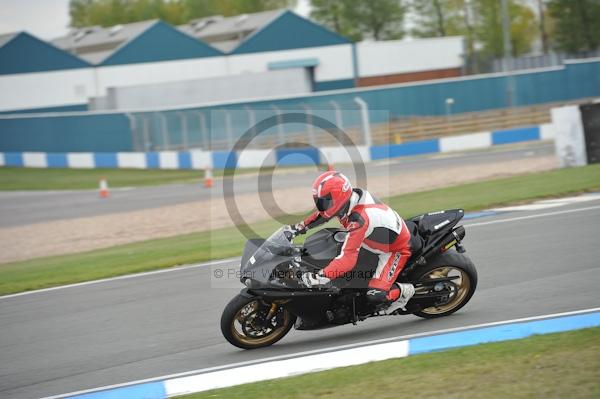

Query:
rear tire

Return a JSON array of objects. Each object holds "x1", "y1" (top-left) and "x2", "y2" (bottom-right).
[
  {"x1": 220, "y1": 294, "x2": 296, "y2": 349},
  {"x1": 408, "y1": 251, "x2": 478, "y2": 319}
]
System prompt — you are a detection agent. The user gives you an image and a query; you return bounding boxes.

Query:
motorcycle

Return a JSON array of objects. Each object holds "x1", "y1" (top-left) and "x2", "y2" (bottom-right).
[{"x1": 221, "y1": 209, "x2": 477, "y2": 349}]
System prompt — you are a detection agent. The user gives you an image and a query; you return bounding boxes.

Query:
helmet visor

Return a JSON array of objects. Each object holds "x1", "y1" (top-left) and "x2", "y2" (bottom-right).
[{"x1": 314, "y1": 193, "x2": 333, "y2": 212}]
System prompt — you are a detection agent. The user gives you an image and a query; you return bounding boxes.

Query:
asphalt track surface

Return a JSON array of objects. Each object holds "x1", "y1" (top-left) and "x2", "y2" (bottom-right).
[
  {"x1": 0, "y1": 142, "x2": 553, "y2": 227},
  {"x1": 1, "y1": 199, "x2": 599, "y2": 399}
]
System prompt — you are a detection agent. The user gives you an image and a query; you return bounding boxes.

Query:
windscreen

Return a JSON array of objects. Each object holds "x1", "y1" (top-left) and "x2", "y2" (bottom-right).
[{"x1": 242, "y1": 227, "x2": 292, "y2": 273}]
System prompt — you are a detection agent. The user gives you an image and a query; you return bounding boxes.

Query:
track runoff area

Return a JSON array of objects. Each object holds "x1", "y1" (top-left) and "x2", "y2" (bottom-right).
[{"x1": 1, "y1": 194, "x2": 599, "y2": 399}]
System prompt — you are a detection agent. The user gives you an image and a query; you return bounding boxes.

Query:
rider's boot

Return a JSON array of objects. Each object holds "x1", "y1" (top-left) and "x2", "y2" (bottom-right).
[
  {"x1": 367, "y1": 283, "x2": 415, "y2": 314},
  {"x1": 385, "y1": 283, "x2": 415, "y2": 314}
]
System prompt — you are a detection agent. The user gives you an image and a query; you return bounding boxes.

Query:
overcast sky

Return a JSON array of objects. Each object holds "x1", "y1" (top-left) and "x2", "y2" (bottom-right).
[
  {"x1": 0, "y1": 0, "x2": 311, "y2": 40},
  {"x1": 0, "y1": 0, "x2": 71, "y2": 39}
]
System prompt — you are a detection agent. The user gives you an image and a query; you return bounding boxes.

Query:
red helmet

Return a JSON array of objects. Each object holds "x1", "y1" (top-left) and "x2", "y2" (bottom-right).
[{"x1": 312, "y1": 171, "x2": 353, "y2": 218}]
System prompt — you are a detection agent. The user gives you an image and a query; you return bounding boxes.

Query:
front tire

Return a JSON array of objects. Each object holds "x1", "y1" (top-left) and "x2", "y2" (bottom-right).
[
  {"x1": 409, "y1": 251, "x2": 478, "y2": 319},
  {"x1": 220, "y1": 294, "x2": 296, "y2": 349}
]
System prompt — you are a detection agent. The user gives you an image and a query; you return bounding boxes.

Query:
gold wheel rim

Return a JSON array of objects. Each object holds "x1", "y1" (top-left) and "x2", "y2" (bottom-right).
[
  {"x1": 417, "y1": 266, "x2": 471, "y2": 315},
  {"x1": 230, "y1": 300, "x2": 291, "y2": 347}
]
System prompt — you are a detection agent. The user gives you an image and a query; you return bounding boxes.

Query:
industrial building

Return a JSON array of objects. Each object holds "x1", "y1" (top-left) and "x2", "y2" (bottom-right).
[{"x1": 0, "y1": 9, "x2": 464, "y2": 113}]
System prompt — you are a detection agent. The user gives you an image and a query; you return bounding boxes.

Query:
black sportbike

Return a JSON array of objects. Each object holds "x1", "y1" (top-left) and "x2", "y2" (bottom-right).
[{"x1": 221, "y1": 209, "x2": 477, "y2": 349}]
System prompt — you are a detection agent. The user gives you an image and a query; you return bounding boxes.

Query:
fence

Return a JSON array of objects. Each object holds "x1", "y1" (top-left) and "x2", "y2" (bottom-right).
[
  {"x1": 490, "y1": 51, "x2": 600, "y2": 73},
  {"x1": 372, "y1": 97, "x2": 596, "y2": 145},
  {"x1": 127, "y1": 98, "x2": 375, "y2": 152},
  {"x1": 127, "y1": 96, "x2": 595, "y2": 151}
]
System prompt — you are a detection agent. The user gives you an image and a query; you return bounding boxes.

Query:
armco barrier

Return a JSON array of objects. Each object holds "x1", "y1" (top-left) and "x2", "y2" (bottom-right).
[
  {"x1": 2, "y1": 124, "x2": 550, "y2": 170},
  {"x1": 50, "y1": 308, "x2": 600, "y2": 399}
]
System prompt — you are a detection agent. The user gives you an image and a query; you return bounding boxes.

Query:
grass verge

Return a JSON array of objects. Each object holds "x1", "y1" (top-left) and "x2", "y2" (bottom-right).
[
  {"x1": 0, "y1": 164, "x2": 599, "y2": 296},
  {"x1": 0, "y1": 166, "x2": 286, "y2": 190},
  {"x1": 0, "y1": 167, "x2": 206, "y2": 190},
  {"x1": 177, "y1": 327, "x2": 600, "y2": 399}
]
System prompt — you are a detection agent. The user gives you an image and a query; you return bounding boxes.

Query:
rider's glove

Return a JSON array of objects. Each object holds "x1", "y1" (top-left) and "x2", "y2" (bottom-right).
[
  {"x1": 285, "y1": 223, "x2": 307, "y2": 238},
  {"x1": 302, "y1": 270, "x2": 331, "y2": 288},
  {"x1": 294, "y1": 222, "x2": 307, "y2": 235},
  {"x1": 292, "y1": 222, "x2": 307, "y2": 236}
]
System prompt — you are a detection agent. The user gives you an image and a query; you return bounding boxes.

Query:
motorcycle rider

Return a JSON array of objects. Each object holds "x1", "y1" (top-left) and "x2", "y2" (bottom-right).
[{"x1": 290, "y1": 171, "x2": 415, "y2": 314}]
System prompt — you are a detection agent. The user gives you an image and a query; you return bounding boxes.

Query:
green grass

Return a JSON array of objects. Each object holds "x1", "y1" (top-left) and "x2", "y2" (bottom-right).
[
  {"x1": 0, "y1": 166, "x2": 278, "y2": 190},
  {"x1": 0, "y1": 167, "x2": 205, "y2": 190},
  {"x1": 0, "y1": 218, "x2": 284, "y2": 294},
  {"x1": 386, "y1": 162, "x2": 600, "y2": 216},
  {"x1": 177, "y1": 327, "x2": 600, "y2": 399},
  {"x1": 0, "y1": 164, "x2": 599, "y2": 296}
]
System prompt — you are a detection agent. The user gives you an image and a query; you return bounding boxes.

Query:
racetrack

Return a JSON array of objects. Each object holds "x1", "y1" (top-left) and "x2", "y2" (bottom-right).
[
  {"x1": 0, "y1": 142, "x2": 553, "y2": 228},
  {"x1": 1, "y1": 199, "x2": 599, "y2": 399}
]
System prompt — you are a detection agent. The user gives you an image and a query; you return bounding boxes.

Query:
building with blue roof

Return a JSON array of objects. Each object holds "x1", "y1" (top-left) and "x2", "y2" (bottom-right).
[
  {"x1": 0, "y1": 32, "x2": 89, "y2": 75},
  {"x1": 0, "y1": 8, "x2": 467, "y2": 113},
  {"x1": 52, "y1": 20, "x2": 223, "y2": 66},
  {"x1": 231, "y1": 10, "x2": 350, "y2": 54},
  {"x1": 178, "y1": 9, "x2": 350, "y2": 54}
]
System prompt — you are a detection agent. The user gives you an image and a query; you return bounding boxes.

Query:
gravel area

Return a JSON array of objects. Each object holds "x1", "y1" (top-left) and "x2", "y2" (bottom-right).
[{"x1": 0, "y1": 155, "x2": 557, "y2": 263}]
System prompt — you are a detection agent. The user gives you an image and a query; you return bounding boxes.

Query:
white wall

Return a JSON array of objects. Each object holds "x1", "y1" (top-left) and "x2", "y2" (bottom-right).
[
  {"x1": 552, "y1": 105, "x2": 588, "y2": 167},
  {"x1": 102, "y1": 68, "x2": 312, "y2": 110},
  {"x1": 0, "y1": 68, "x2": 95, "y2": 111},
  {"x1": 357, "y1": 36, "x2": 464, "y2": 78},
  {"x1": 95, "y1": 56, "x2": 229, "y2": 96},
  {"x1": 227, "y1": 44, "x2": 354, "y2": 83},
  {"x1": 0, "y1": 43, "x2": 354, "y2": 112}
]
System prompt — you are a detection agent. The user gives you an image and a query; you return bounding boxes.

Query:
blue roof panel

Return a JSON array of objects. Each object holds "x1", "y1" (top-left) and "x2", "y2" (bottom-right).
[
  {"x1": 233, "y1": 11, "x2": 350, "y2": 54},
  {"x1": 0, "y1": 32, "x2": 89, "y2": 75},
  {"x1": 101, "y1": 21, "x2": 223, "y2": 66}
]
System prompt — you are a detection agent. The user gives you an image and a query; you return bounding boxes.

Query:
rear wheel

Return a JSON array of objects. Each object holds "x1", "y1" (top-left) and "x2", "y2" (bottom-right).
[
  {"x1": 409, "y1": 251, "x2": 478, "y2": 319},
  {"x1": 220, "y1": 294, "x2": 296, "y2": 349}
]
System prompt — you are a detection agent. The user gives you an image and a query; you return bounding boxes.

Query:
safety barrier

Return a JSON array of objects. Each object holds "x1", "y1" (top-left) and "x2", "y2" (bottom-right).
[{"x1": 1, "y1": 124, "x2": 554, "y2": 170}]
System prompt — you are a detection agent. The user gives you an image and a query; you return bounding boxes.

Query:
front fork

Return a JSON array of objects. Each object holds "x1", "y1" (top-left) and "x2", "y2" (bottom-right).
[{"x1": 265, "y1": 302, "x2": 279, "y2": 320}]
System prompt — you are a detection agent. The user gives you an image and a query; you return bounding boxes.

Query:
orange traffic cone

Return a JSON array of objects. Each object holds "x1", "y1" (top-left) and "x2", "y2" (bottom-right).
[
  {"x1": 204, "y1": 168, "x2": 214, "y2": 188},
  {"x1": 99, "y1": 177, "x2": 109, "y2": 198}
]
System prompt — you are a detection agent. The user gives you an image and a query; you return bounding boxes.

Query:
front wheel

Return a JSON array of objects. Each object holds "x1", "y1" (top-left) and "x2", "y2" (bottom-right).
[
  {"x1": 409, "y1": 251, "x2": 478, "y2": 319},
  {"x1": 220, "y1": 294, "x2": 296, "y2": 349}
]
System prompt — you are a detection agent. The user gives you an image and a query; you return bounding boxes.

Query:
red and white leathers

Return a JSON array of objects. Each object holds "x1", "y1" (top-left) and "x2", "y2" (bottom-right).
[{"x1": 301, "y1": 188, "x2": 412, "y2": 295}]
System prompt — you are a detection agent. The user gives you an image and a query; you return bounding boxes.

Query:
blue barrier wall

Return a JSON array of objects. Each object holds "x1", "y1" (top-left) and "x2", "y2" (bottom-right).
[
  {"x1": 1, "y1": 125, "x2": 544, "y2": 169},
  {"x1": 0, "y1": 113, "x2": 132, "y2": 152},
  {"x1": 1, "y1": 60, "x2": 599, "y2": 152}
]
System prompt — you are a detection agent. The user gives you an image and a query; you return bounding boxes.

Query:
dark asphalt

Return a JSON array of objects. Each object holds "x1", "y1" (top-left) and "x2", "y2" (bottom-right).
[
  {"x1": 0, "y1": 142, "x2": 553, "y2": 227},
  {"x1": 1, "y1": 199, "x2": 599, "y2": 399}
]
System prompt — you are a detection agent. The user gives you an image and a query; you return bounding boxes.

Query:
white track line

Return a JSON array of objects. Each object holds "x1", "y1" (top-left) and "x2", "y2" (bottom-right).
[
  {"x1": 0, "y1": 257, "x2": 239, "y2": 300},
  {"x1": 465, "y1": 204, "x2": 600, "y2": 228},
  {"x1": 42, "y1": 306, "x2": 600, "y2": 399},
  {"x1": 4, "y1": 203, "x2": 600, "y2": 300}
]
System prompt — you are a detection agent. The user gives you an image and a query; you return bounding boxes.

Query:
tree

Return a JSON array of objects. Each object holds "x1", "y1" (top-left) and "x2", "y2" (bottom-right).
[
  {"x1": 70, "y1": 0, "x2": 95, "y2": 27},
  {"x1": 355, "y1": 0, "x2": 406, "y2": 40},
  {"x1": 508, "y1": 1, "x2": 538, "y2": 55},
  {"x1": 183, "y1": 0, "x2": 295, "y2": 19},
  {"x1": 536, "y1": 0, "x2": 550, "y2": 54},
  {"x1": 547, "y1": 0, "x2": 600, "y2": 53},
  {"x1": 69, "y1": 0, "x2": 295, "y2": 28},
  {"x1": 410, "y1": 0, "x2": 464, "y2": 38},
  {"x1": 473, "y1": 0, "x2": 537, "y2": 57},
  {"x1": 310, "y1": 0, "x2": 356, "y2": 40},
  {"x1": 311, "y1": 0, "x2": 406, "y2": 41}
]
